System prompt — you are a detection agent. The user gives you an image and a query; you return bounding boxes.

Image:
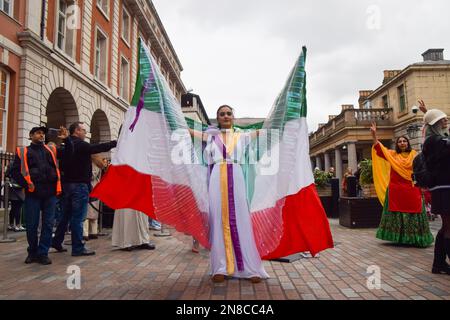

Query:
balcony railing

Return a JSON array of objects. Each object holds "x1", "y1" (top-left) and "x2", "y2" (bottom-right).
[{"x1": 310, "y1": 108, "x2": 393, "y2": 147}]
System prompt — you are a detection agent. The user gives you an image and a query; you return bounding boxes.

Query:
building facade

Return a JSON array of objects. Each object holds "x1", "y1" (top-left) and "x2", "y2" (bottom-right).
[
  {"x1": 309, "y1": 49, "x2": 450, "y2": 182},
  {"x1": 0, "y1": 0, "x2": 208, "y2": 152}
]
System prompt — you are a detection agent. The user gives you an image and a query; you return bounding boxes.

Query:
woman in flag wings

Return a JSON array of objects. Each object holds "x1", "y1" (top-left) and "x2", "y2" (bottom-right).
[{"x1": 92, "y1": 40, "x2": 333, "y2": 282}]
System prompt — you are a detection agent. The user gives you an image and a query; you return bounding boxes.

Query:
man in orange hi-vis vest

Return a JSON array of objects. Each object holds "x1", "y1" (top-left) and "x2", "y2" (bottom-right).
[{"x1": 10, "y1": 126, "x2": 71, "y2": 265}]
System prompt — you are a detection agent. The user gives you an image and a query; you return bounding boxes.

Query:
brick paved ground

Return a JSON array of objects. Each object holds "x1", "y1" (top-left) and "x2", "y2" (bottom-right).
[{"x1": 0, "y1": 218, "x2": 448, "y2": 300}]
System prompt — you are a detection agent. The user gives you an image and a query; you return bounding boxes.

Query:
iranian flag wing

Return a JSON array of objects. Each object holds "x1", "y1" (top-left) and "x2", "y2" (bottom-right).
[
  {"x1": 250, "y1": 47, "x2": 334, "y2": 259},
  {"x1": 91, "y1": 40, "x2": 210, "y2": 248}
]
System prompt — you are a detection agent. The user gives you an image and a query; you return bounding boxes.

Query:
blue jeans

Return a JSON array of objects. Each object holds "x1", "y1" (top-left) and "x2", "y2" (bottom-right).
[
  {"x1": 24, "y1": 195, "x2": 56, "y2": 257},
  {"x1": 53, "y1": 183, "x2": 89, "y2": 254}
]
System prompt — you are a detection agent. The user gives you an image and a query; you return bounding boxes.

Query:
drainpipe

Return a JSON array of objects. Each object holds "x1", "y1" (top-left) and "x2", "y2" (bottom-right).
[{"x1": 40, "y1": 0, "x2": 46, "y2": 41}]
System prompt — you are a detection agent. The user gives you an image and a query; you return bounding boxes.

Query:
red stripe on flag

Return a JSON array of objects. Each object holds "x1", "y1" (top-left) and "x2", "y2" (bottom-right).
[
  {"x1": 90, "y1": 165, "x2": 156, "y2": 218},
  {"x1": 91, "y1": 165, "x2": 210, "y2": 248},
  {"x1": 260, "y1": 184, "x2": 334, "y2": 260}
]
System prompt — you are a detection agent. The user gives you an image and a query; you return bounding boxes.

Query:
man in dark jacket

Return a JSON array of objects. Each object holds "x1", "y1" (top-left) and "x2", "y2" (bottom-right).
[
  {"x1": 52, "y1": 121, "x2": 117, "y2": 256},
  {"x1": 10, "y1": 126, "x2": 70, "y2": 265}
]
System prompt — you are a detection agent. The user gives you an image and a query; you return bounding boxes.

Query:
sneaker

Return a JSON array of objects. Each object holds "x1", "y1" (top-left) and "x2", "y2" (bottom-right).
[
  {"x1": 13, "y1": 226, "x2": 21, "y2": 232},
  {"x1": 18, "y1": 226, "x2": 26, "y2": 232},
  {"x1": 37, "y1": 256, "x2": 52, "y2": 265},
  {"x1": 7, "y1": 225, "x2": 14, "y2": 231}
]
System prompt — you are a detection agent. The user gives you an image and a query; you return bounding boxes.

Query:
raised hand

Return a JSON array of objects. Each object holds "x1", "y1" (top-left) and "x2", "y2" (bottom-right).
[
  {"x1": 370, "y1": 122, "x2": 378, "y2": 144},
  {"x1": 370, "y1": 122, "x2": 377, "y2": 135},
  {"x1": 418, "y1": 100, "x2": 428, "y2": 114},
  {"x1": 57, "y1": 126, "x2": 69, "y2": 139}
]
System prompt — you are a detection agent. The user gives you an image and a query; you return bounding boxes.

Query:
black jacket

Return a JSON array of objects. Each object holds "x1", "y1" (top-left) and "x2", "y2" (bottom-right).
[
  {"x1": 423, "y1": 134, "x2": 450, "y2": 187},
  {"x1": 10, "y1": 141, "x2": 71, "y2": 198},
  {"x1": 60, "y1": 136, "x2": 117, "y2": 184}
]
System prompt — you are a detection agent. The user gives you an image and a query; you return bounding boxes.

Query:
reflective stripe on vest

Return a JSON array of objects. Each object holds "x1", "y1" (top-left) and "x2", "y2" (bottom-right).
[{"x1": 16, "y1": 145, "x2": 62, "y2": 196}]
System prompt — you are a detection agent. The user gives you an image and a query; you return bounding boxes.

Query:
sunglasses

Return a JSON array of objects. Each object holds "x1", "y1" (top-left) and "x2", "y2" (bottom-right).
[{"x1": 219, "y1": 112, "x2": 233, "y2": 117}]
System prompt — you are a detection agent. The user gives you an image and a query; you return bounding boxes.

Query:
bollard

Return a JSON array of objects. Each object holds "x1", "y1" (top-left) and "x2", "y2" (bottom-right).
[
  {"x1": 1, "y1": 177, "x2": 16, "y2": 243},
  {"x1": 97, "y1": 201, "x2": 108, "y2": 237},
  {"x1": 154, "y1": 223, "x2": 171, "y2": 237}
]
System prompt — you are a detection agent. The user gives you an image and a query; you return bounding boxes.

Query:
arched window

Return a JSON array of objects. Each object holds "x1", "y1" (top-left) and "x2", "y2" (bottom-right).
[{"x1": 0, "y1": 68, "x2": 10, "y2": 150}]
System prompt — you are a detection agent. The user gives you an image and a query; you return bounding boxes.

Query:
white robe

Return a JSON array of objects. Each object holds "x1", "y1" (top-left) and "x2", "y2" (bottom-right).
[
  {"x1": 112, "y1": 209, "x2": 151, "y2": 249},
  {"x1": 206, "y1": 131, "x2": 269, "y2": 279}
]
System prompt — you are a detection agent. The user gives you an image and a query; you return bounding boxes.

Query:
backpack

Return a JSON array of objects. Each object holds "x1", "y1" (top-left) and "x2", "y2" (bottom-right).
[{"x1": 412, "y1": 152, "x2": 434, "y2": 188}]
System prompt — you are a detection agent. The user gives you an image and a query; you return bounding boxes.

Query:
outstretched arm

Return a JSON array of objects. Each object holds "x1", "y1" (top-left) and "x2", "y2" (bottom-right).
[
  {"x1": 250, "y1": 129, "x2": 260, "y2": 140},
  {"x1": 188, "y1": 128, "x2": 207, "y2": 142}
]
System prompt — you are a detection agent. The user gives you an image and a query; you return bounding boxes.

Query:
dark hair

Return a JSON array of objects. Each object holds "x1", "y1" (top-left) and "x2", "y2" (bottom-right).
[
  {"x1": 69, "y1": 121, "x2": 84, "y2": 135},
  {"x1": 395, "y1": 136, "x2": 412, "y2": 154},
  {"x1": 216, "y1": 105, "x2": 234, "y2": 117},
  {"x1": 216, "y1": 105, "x2": 234, "y2": 129}
]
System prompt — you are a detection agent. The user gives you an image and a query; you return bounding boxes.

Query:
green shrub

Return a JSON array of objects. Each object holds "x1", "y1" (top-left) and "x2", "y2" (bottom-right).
[
  {"x1": 314, "y1": 169, "x2": 333, "y2": 188},
  {"x1": 359, "y1": 159, "x2": 373, "y2": 186}
]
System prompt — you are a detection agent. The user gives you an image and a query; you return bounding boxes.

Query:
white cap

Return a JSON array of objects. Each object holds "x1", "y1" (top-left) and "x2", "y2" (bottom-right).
[{"x1": 424, "y1": 109, "x2": 447, "y2": 126}]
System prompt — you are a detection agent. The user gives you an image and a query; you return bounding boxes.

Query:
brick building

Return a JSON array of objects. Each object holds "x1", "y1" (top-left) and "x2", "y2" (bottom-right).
[{"x1": 0, "y1": 0, "x2": 208, "y2": 152}]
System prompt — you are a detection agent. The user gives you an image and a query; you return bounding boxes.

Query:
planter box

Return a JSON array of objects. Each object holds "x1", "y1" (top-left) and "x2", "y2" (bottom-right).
[
  {"x1": 361, "y1": 184, "x2": 377, "y2": 198},
  {"x1": 316, "y1": 186, "x2": 332, "y2": 197},
  {"x1": 339, "y1": 197, "x2": 382, "y2": 228}
]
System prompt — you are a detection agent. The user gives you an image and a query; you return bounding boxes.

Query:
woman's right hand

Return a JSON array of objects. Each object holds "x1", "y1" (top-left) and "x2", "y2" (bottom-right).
[
  {"x1": 370, "y1": 122, "x2": 378, "y2": 144},
  {"x1": 370, "y1": 122, "x2": 377, "y2": 135}
]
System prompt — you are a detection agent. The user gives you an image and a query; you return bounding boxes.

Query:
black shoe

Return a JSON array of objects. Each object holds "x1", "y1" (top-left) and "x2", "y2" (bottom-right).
[
  {"x1": 88, "y1": 234, "x2": 98, "y2": 240},
  {"x1": 37, "y1": 256, "x2": 52, "y2": 265},
  {"x1": 24, "y1": 255, "x2": 37, "y2": 264},
  {"x1": 52, "y1": 245, "x2": 68, "y2": 253},
  {"x1": 139, "y1": 243, "x2": 156, "y2": 250},
  {"x1": 432, "y1": 263, "x2": 450, "y2": 275},
  {"x1": 72, "y1": 249, "x2": 96, "y2": 257},
  {"x1": 83, "y1": 236, "x2": 90, "y2": 242}
]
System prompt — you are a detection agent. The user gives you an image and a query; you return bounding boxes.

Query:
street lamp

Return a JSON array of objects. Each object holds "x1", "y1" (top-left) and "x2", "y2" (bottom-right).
[{"x1": 406, "y1": 123, "x2": 422, "y2": 140}]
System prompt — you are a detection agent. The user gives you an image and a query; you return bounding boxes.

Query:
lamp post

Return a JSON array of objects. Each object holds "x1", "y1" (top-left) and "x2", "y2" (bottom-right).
[{"x1": 406, "y1": 123, "x2": 422, "y2": 140}]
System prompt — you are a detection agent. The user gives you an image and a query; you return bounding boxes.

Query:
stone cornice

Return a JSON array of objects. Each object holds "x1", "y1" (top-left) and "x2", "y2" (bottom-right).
[
  {"x1": 125, "y1": 0, "x2": 186, "y2": 93},
  {"x1": 367, "y1": 64, "x2": 450, "y2": 100},
  {"x1": 17, "y1": 31, "x2": 129, "y2": 112}
]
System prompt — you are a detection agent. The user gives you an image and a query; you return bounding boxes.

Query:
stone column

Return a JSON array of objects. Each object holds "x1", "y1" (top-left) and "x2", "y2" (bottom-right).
[
  {"x1": 347, "y1": 142, "x2": 358, "y2": 174},
  {"x1": 324, "y1": 153, "x2": 331, "y2": 172},
  {"x1": 315, "y1": 156, "x2": 322, "y2": 171},
  {"x1": 335, "y1": 148, "x2": 343, "y2": 182}
]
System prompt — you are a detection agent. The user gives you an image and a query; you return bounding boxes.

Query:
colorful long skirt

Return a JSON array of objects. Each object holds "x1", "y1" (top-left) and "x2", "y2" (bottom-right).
[{"x1": 376, "y1": 190, "x2": 434, "y2": 248}]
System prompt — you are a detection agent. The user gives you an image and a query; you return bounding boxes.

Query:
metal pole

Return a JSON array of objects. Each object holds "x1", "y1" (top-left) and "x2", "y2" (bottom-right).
[
  {"x1": 97, "y1": 201, "x2": 108, "y2": 236},
  {"x1": 1, "y1": 177, "x2": 16, "y2": 243},
  {"x1": 154, "y1": 223, "x2": 171, "y2": 237}
]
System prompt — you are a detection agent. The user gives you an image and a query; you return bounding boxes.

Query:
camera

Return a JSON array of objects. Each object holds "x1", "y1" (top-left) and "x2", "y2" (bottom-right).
[
  {"x1": 47, "y1": 128, "x2": 59, "y2": 139},
  {"x1": 412, "y1": 106, "x2": 419, "y2": 114}
]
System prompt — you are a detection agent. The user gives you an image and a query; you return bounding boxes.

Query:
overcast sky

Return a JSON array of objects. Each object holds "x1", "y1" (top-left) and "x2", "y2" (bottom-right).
[{"x1": 152, "y1": 0, "x2": 450, "y2": 131}]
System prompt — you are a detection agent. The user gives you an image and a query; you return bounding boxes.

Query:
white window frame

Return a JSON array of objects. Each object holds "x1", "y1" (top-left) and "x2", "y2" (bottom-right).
[
  {"x1": 0, "y1": 68, "x2": 10, "y2": 151},
  {"x1": 55, "y1": 0, "x2": 77, "y2": 59},
  {"x1": 121, "y1": 5, "x2": 131, "y2": 47},
  {"x1": 119, "y1": 55, "x2": 130, "y2": 101},
  {"x1": 0, "y1": 0, "x2": 13, "y2": 17},
  {"x1": 96, "y1": 0, "x2": 110, "y2": 20},
  {"x1": 94, "y1": 26, "x2": 109, "y2": 85}
]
